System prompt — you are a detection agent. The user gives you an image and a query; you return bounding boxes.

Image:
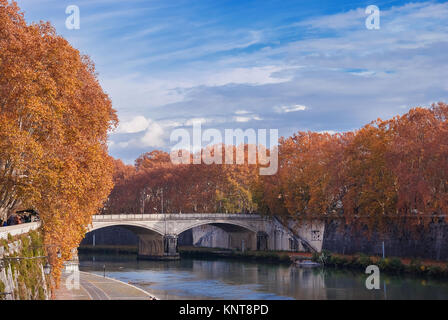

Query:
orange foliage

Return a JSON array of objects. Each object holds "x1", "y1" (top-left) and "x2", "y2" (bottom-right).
[
  {"x1": 258, "y1": 103, "x2": 448, "y2": 233},
  {"x1": 387, "y1": 103, "x2": 448, "y2": 224},
  {"x1": 106, "y1": 102, "x2": 448, "y2": 236},
  {"x1": 0, "y1": 1, "x2": 117, "y2": 286},
  {"x1": 104, "y1": 146, "x2": 260, "y2": 215}
]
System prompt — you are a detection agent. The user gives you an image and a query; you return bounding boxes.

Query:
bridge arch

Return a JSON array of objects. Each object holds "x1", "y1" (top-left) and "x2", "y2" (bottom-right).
[
  {"x1": 175, "y1": 220, "x2": 258, "y2": 236},
  {"x1": 177, "y1": 221, "x2": 258, "y2": 251},
  {"x1": 83, "y1": 223, "x2": 168, "y2": 259},
  {"x1": 88, "y1": 222, "x2": 164, "y2": 236}
]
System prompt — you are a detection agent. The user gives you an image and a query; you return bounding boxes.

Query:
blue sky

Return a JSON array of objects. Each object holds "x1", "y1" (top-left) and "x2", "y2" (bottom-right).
[{"x1": 16, "y1": 0, "x2": 448, "y2": 163}]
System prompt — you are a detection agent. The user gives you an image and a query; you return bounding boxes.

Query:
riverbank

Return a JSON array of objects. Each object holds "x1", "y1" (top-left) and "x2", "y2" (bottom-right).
[
  {"x1": 313, "y1": 250, "x2": 448, "y2": 278},
  {"x1": 178, "y1": 246, "x2": 297, "y2": 263},
  {"x1": 79, "y1": 245, "x2": 138, "y2": 255},
  {"x1": 79, "y1": 245, "x2": 307, "y2": 264},
  {"x1": 181, "y1": 247, "x2": 448, "y2": 278},
  {"x1": 54, "y1": 271, "x2": 157, "y2": 300}
]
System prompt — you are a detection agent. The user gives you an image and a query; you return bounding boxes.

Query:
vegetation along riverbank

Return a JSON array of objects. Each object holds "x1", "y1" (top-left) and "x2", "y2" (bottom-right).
[{"x1": 312, "y1": 250, "x2": 448, "y2": 278}]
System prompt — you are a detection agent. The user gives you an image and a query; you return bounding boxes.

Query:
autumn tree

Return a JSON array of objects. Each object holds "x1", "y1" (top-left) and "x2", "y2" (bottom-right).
[
  {"x1": 105, "y1": 145, "x2": 261, "y2": 216},
  {"x1": 104, "y1": 102, "x2": 448, "y2": 237},
  {"x1": 387, "y1": 103, "x2": 448, "y2": 226},
  {"x1": 135, "y1": 150, "x2": 172, "y2": 171},
  {"x1": 216, "y1": 144, "x2": 259, "y2": 214},
  {"x1": 338, "y1": 122, "x2": 398, "y2": 230},
  {"x1": 257, "y1": 103, "x2": 448, "y2": 235},
  {"x1": 256, "y1": 132, "x2": 336, "y2": 219},
  {"x1": 101, "y1": 159, "x2": 137, "y2": 215},
  {"x1": 0, "y1": 1, "x2": 117, "y2": 285}
]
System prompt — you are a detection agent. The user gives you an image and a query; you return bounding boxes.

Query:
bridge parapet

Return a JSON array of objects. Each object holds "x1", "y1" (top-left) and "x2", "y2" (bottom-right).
[
  {"x1": 0, "y1": 222, "x2": 41, "y2": 240},
  {"x1": 92, "y1": 213, "x2": 269, "y2": 222}
]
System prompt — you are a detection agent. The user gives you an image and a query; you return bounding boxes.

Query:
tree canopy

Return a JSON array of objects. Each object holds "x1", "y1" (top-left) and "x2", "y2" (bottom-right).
[
  {"x1": 105, "y1": 103, "x2": 448, "y2": 237},
  {"x1": 0, "y1": 0, "x2": 117, "y2": 284},
  {"x1": 257, "y1": 103, "x2": 448, "y2": 233}
]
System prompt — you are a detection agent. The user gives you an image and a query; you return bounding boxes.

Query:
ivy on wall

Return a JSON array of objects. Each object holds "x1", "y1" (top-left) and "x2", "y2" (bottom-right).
[{"x1": 0, "y1": 230, "x2": 50, "y2": 300}]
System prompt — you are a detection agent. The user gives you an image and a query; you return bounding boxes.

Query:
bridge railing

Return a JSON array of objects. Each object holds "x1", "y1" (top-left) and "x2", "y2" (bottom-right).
[{"x1": 92, "y1": 213, "x2": 267, "y2": 221}]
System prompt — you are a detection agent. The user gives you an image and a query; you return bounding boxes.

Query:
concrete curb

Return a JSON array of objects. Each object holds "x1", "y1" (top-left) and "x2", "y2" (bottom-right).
[{"x1": 80, "y1": 271, "x2": 160, "y2": 300}]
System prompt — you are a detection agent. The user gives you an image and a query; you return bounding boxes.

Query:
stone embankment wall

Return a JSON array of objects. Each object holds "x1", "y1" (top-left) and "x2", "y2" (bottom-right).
[
  {"x1": 285, "y1": 219, "x2": 325, "y2": 252},
  {"x1": 322, "y1": 219, "x2": 448, "y2": 260},
  {"x1": 0, "y1": 230, "x2": 51, "y2": 300}
]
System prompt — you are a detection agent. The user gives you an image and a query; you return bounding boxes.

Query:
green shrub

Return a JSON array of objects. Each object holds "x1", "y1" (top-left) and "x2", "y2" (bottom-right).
[
  {"x1": 0, "y1": 280, "x2": 5, "y2": 300},
  {"x1": 427, "y1": 265, "x2": 443, "y2": 277},
  {"x1": 357, "y1": 254, "x2": 373, "y2": 268},
  {"x1": 341, "y1": 256, "x2": 352, "y2": 267},
  {"x1": 327, "y1": 255, "x2": 339, "y2": 266},
  {"x1": 1, "y1": 230, "x2": 50, "y2": 300},
  {"x1": 409, "y1": 259, "x2": 422, "y2": 274},
  {"x1": 319, "y1": 250, "x2": 332, "y2": 265},
  {"x1": 378, "y1": 258, "x2": 389, "y2": 270},
  {"x1": 278, "y1": 253, "x2": 291, "y2": 263},
  {"x1": 327, "y1": 255, "x2": 348, "y2": 267},
  {"x1": 387, "y1": 257, "x2": 404, "y2": 273},
  {"x1": 38, "y1": 287, "x2": 45, "y2": 300}
]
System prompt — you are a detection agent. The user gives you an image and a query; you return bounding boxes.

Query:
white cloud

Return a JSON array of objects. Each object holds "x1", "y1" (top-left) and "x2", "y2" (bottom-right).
[
  {"x1": 59, "y1": 1, "x2": 448, "y2": 162},
  {"x1": 118, "y1": 141, "x2": 130, "y2": 148},
  {"x1": 233, "y1": 114, "x2": 262, "y2": 122},
  {"x1": 140, "y1": 121, "x2": 165, "y2": 147},
  {"x1": 102, "y1": 75, "x2": 187, "y2": 111},
  {"x1": 349, "y1": 70, "x2": 377, "y2": 77},
  {"x1": 204, "y1": 65, "x2": 292, "y2": 86},
  {"x1": 275, "y1": 104, "x2": 307, "y2": 113},
  {"x1": 318, "y1": 130, "x2": 337, "y2": 135},
  {"x1": 122, "y1": 25, "x2": 166, "y2": 41},
  {"x1": 234, "y1": 116, "x2": 250, "y2": 123},
  {"x1": 102, "y1": 65, "x2": 294, "y2": 115},
  {"x1": 125, "y1": 29, "x2": 264, "y2": 67},
  {"x1": 158, "y1": 119, "x2": 184, "y2": 128},
  {"x1": 184, "y1": 118, "x2": 208, "y2": 126},
  {"x1": 116, "y1": 115, "x2": 150, "y2": 133},
  {"x1": 296, "y1": 8, "x2": 365, "y2": 31}
]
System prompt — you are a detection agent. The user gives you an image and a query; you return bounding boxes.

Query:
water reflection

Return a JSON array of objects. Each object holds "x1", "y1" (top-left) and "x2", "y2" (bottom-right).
[{"x1": 79, "y1": 253, "x2": 448, "y2": 300}]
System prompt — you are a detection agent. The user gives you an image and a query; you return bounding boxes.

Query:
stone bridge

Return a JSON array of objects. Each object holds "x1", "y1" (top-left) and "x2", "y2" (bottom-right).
[{"x1": 89, "y1": 214, "x2": 314, "y2": 260}]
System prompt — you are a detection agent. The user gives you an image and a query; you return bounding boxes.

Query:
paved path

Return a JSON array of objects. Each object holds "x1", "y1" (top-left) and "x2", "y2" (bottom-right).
[{"x1": 54, "y1": 271, "x2": 156, "y2": 300}]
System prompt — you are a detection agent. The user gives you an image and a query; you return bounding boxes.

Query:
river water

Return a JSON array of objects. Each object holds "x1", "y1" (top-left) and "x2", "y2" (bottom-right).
[{"x1": 79, "y1": 253, "x2": 448, "y2": 300}]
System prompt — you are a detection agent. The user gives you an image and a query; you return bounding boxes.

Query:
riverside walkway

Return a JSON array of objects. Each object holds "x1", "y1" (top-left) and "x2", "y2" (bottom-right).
[{"x1": 54, "y1": 271, "x2": 156, "y2": 300}]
